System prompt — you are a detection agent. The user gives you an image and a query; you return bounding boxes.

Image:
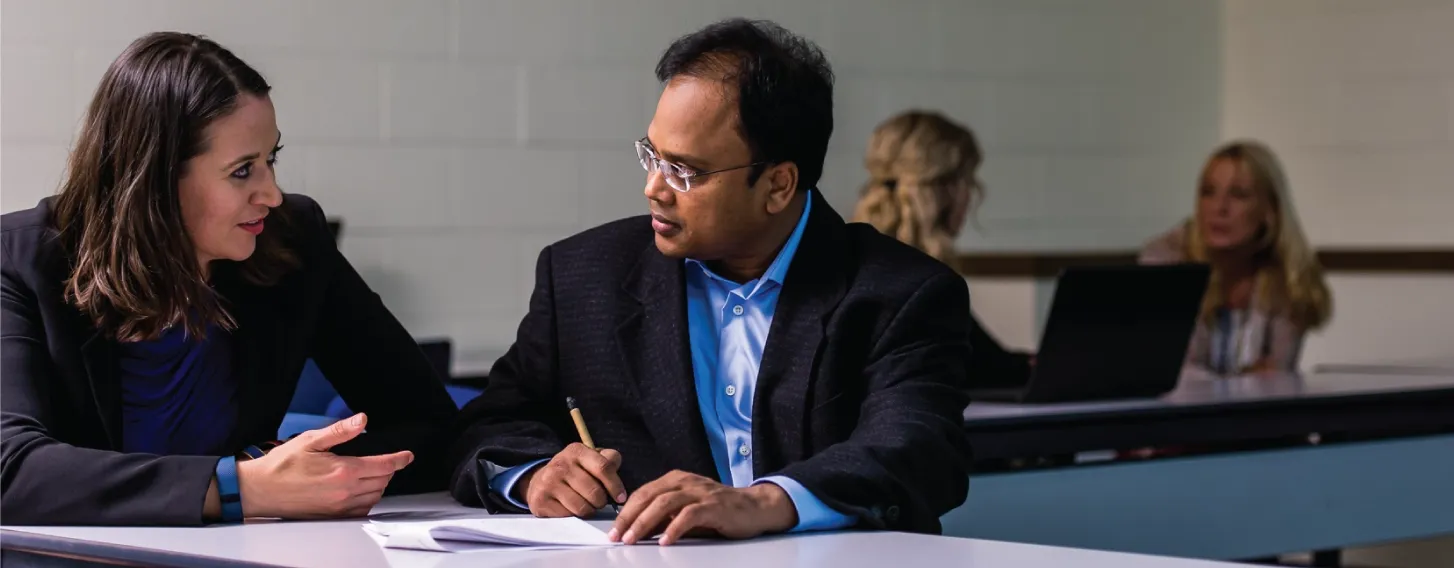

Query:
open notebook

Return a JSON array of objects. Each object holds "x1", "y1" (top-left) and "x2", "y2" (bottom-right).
[{"x1": 364, "y1": 517, "x2": 634, "y2": 553}]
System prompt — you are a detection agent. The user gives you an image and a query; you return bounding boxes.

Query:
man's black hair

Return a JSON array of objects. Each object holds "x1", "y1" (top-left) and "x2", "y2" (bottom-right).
[{"x1": 655, "y1": 18, "x2": 834, "y2": 189}]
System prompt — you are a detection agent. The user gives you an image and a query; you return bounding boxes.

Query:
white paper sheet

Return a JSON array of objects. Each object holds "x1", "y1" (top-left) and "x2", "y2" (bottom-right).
[{"x1": 364, "y1": 517, "x2": 619, "y2": 553}]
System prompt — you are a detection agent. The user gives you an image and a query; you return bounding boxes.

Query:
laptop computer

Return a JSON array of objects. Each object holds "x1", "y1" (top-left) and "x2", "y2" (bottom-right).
[{"x1": 967, "y1": 263, "x2": 1210, "y2": 404}]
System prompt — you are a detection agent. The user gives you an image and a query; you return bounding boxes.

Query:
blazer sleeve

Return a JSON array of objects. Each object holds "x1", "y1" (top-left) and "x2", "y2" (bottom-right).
[
  {"x1": 775, "y1": 271, "x2": 974, "y2": 534},
  {"x1": 1261, "y1": 313, "x2": 1307, "y2": 373},
  {"x1": 295, "y1": 199, "x2": 459, "y2": 494},
  {"x1": 965, "y1": 311, "x2": 1032, "y2": 389},
  {"x1": 446, "y1": 246, "x2": 573, "y2": 513},
  {"x1": 1139, "y1": 225, "x2": 1188, "y2": 265},
  {"x1": 1, "y1": 248, "x2": 219, "y2": 526}
]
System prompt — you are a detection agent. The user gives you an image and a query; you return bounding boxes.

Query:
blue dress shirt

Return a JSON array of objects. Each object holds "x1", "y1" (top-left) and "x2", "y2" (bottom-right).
[{"x1": 488, "y1": 191, "x2": 852, "y2": 532}]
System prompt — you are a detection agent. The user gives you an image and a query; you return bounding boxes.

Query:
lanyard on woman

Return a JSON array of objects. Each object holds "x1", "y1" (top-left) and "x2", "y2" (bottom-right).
[
  {"x1": 1212, "y1": 274, "x2": 1265, "y2": 375},
  {"x1": 1212, "y1": 308, "x2": 1239, "y2": 375}
]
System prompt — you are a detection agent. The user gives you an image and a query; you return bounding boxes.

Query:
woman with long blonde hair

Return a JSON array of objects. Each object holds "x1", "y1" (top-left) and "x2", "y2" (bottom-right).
[
  {"x1": 854, "y1": 110, "x2": 1031, "y2": 388},
  {"x1": 1141, "y1": 140, "x2": 1332, "y2": 374},
  {"x1": 854, "y1": 111, "x2": 979, "y2": 265}
]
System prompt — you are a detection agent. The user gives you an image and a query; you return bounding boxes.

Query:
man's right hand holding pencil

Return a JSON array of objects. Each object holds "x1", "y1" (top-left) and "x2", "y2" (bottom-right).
[{"x1": 515, "y1": 443, "x2": 627, "y2": 518}]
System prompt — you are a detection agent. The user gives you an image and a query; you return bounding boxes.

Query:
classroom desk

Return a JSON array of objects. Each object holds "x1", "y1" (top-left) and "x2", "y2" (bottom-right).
[
  {"x1": 963, "y1": 371, "x2": 1454, "y2": 459},
  {"x1": 0, "y1": 493, "x2": 1239, "y2": 568},
  {"x1": 1313, "y1": 357, "x2": 1454, "y2": 376},
  {"x1": 5, "y1": 373, "x2": 1449, "y2": 565},
  {"x1": 948, "y1": 371, "x2": 1454, "y2": 560}
]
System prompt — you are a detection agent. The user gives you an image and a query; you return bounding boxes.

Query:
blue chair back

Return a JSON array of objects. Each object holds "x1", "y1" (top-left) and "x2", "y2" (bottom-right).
[
  {"x1": 287, "y1": 359, "x2": 336, "y2": 415},
  {"x1": 283, "y1": 339, "x2": 472, "y2": 440}
]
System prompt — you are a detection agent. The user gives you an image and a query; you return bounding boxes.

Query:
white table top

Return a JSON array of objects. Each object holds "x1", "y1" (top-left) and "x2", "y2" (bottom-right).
[
  {"x1": 2, "y1": 493, "x2": 1238, "y2": 568},
  {"x1": 963, "y1": 370, "x2": 1454, "y2": 423},
  {"x1": 1313, "y1": 357, "x2": 1454, "y2": 375}
]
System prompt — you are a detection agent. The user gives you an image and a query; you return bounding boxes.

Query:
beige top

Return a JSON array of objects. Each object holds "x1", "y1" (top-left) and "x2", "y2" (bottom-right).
[{"x1": 1139, "y1": 226, "x2": 1306, "y2": 374}]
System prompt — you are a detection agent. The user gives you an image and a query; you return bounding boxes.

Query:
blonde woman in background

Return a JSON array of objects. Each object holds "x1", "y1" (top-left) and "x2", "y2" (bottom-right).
[
  {"x1": 1141, "y1": 140, "x2": 1332, "y2": 375},
  {"x1": 854, "y1": 110, "x2": 1031, "y2": 389}
]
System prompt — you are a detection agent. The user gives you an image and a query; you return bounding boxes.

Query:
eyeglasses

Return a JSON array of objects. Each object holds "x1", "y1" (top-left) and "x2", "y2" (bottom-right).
[{"x1": 635, "y1": 138, "x2": 768, "y2": 193}]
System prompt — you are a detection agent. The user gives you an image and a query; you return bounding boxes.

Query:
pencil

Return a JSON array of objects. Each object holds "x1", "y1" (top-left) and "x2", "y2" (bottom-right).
[
  {"x1": 566, "y1": 397, "x2": 620, "y2": 514},
  {"x1": 566, "y1": 397, "x2": 596, "y2": 449}
]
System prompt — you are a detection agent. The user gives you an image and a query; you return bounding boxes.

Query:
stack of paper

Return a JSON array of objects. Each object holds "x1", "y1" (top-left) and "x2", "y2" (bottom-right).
[{"x1": 363, "y1": 517, "x2": 621, "y2": 553}]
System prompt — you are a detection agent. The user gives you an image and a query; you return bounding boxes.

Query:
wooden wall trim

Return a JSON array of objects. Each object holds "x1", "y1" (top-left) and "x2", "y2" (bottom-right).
[
  {"x1": 955, "y1": 249, "x2": 1454, "y2": 278},
  {"x1": 953, "y1": 253, "x2": 1137, "y2": 278},
  {"x1": 1316, "y1": 250, "x2": 1454, "y2": 273}
]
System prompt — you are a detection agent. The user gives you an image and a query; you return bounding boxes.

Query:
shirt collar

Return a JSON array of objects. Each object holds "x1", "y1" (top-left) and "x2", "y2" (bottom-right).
[{"x1": 759, "y1": 190, "x2": 812, "y2": 287}]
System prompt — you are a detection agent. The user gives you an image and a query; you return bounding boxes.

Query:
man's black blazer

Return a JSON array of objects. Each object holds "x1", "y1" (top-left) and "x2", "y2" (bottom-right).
[
  {"x1": 448, "y1": 191, "x2": 973, "y2": 534},
  {"x1": 1, "y1": 194, "x2": 458, "y2": 526}
]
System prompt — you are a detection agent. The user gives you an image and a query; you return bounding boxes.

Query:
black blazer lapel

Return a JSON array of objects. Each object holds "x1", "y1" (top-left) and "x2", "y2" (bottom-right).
[
  {"x1": 616, "y1": 244, "x2": 717, "y2": 478},
  {"x1": 214, "y1": 269, "x2": 291, "y2": 448},
  {"x1": 754, "y1": 192, "x2": 850, "y2": 469},
  {"x1": 79, "y1": 332, "x2": 121, "y2": 449}
]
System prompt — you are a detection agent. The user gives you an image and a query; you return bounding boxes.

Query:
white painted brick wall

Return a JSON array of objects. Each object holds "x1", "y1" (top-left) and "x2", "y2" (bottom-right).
[
  {"x1": 1223, "y1": 0, "x2": 1454, "y2": 247},
  {"x1": 267, "y1": 57, "x2": 384, "y2": 141},
  {"x1": 387, "y1": 63, "x2": 519, "y2": 142},
  {"x1": 2, "y1": 0, "x2": 1220, "y2": 367}
]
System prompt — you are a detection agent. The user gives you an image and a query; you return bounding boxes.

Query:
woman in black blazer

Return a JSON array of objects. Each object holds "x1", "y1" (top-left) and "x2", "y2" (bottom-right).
[
  {"x1": 0, "y1": 32, "x2": 457, "y2": 526},
  {"x1": 852, "y1": 111, "x2": 1032, "y2": 389}
]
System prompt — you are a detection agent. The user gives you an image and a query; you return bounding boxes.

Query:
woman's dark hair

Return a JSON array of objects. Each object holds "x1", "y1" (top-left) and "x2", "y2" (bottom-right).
[
  {"x1": 53, "y1": 32, "x2": 296, "y2": 342},
  {"x1": 655, "y1": 18, "x2": 834, "y2": 190}
]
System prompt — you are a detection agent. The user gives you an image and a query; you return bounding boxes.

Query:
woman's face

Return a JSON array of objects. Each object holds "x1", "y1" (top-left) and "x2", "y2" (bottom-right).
[
  {"x1": 178, "y1": 94, "x2": 284, "y2": 272},
  {"x1": 1196, "y1": 157, "x2": 1270, "y2": 253}
]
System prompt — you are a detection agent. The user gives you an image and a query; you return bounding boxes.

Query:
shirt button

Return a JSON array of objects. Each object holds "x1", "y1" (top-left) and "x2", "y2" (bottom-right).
[
  {"x1": 738, "y1": 444, "x2": 750, "y2": 457},
  {"x1": 732, "y1": 305, "x2": 744, "y2": 316},
  {"x1": 725, "y1": 385, "x2": 736, "y2": 396}
]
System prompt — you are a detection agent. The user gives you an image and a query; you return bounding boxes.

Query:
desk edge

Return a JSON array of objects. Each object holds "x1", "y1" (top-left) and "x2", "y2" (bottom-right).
[{"x1": 1, "y1": 528, "x2": 276, "y2": 568}]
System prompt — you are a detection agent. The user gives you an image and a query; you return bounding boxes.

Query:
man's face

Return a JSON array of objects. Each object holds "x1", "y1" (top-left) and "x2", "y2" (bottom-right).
[{"x1": 641, "y1": 75, "x2": 774, "y2": 261}]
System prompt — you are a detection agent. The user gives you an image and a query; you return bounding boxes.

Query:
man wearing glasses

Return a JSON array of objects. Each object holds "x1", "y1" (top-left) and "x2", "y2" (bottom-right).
[{"x1": 449, "y1": 19, "x2": 973, "y2": 545}]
